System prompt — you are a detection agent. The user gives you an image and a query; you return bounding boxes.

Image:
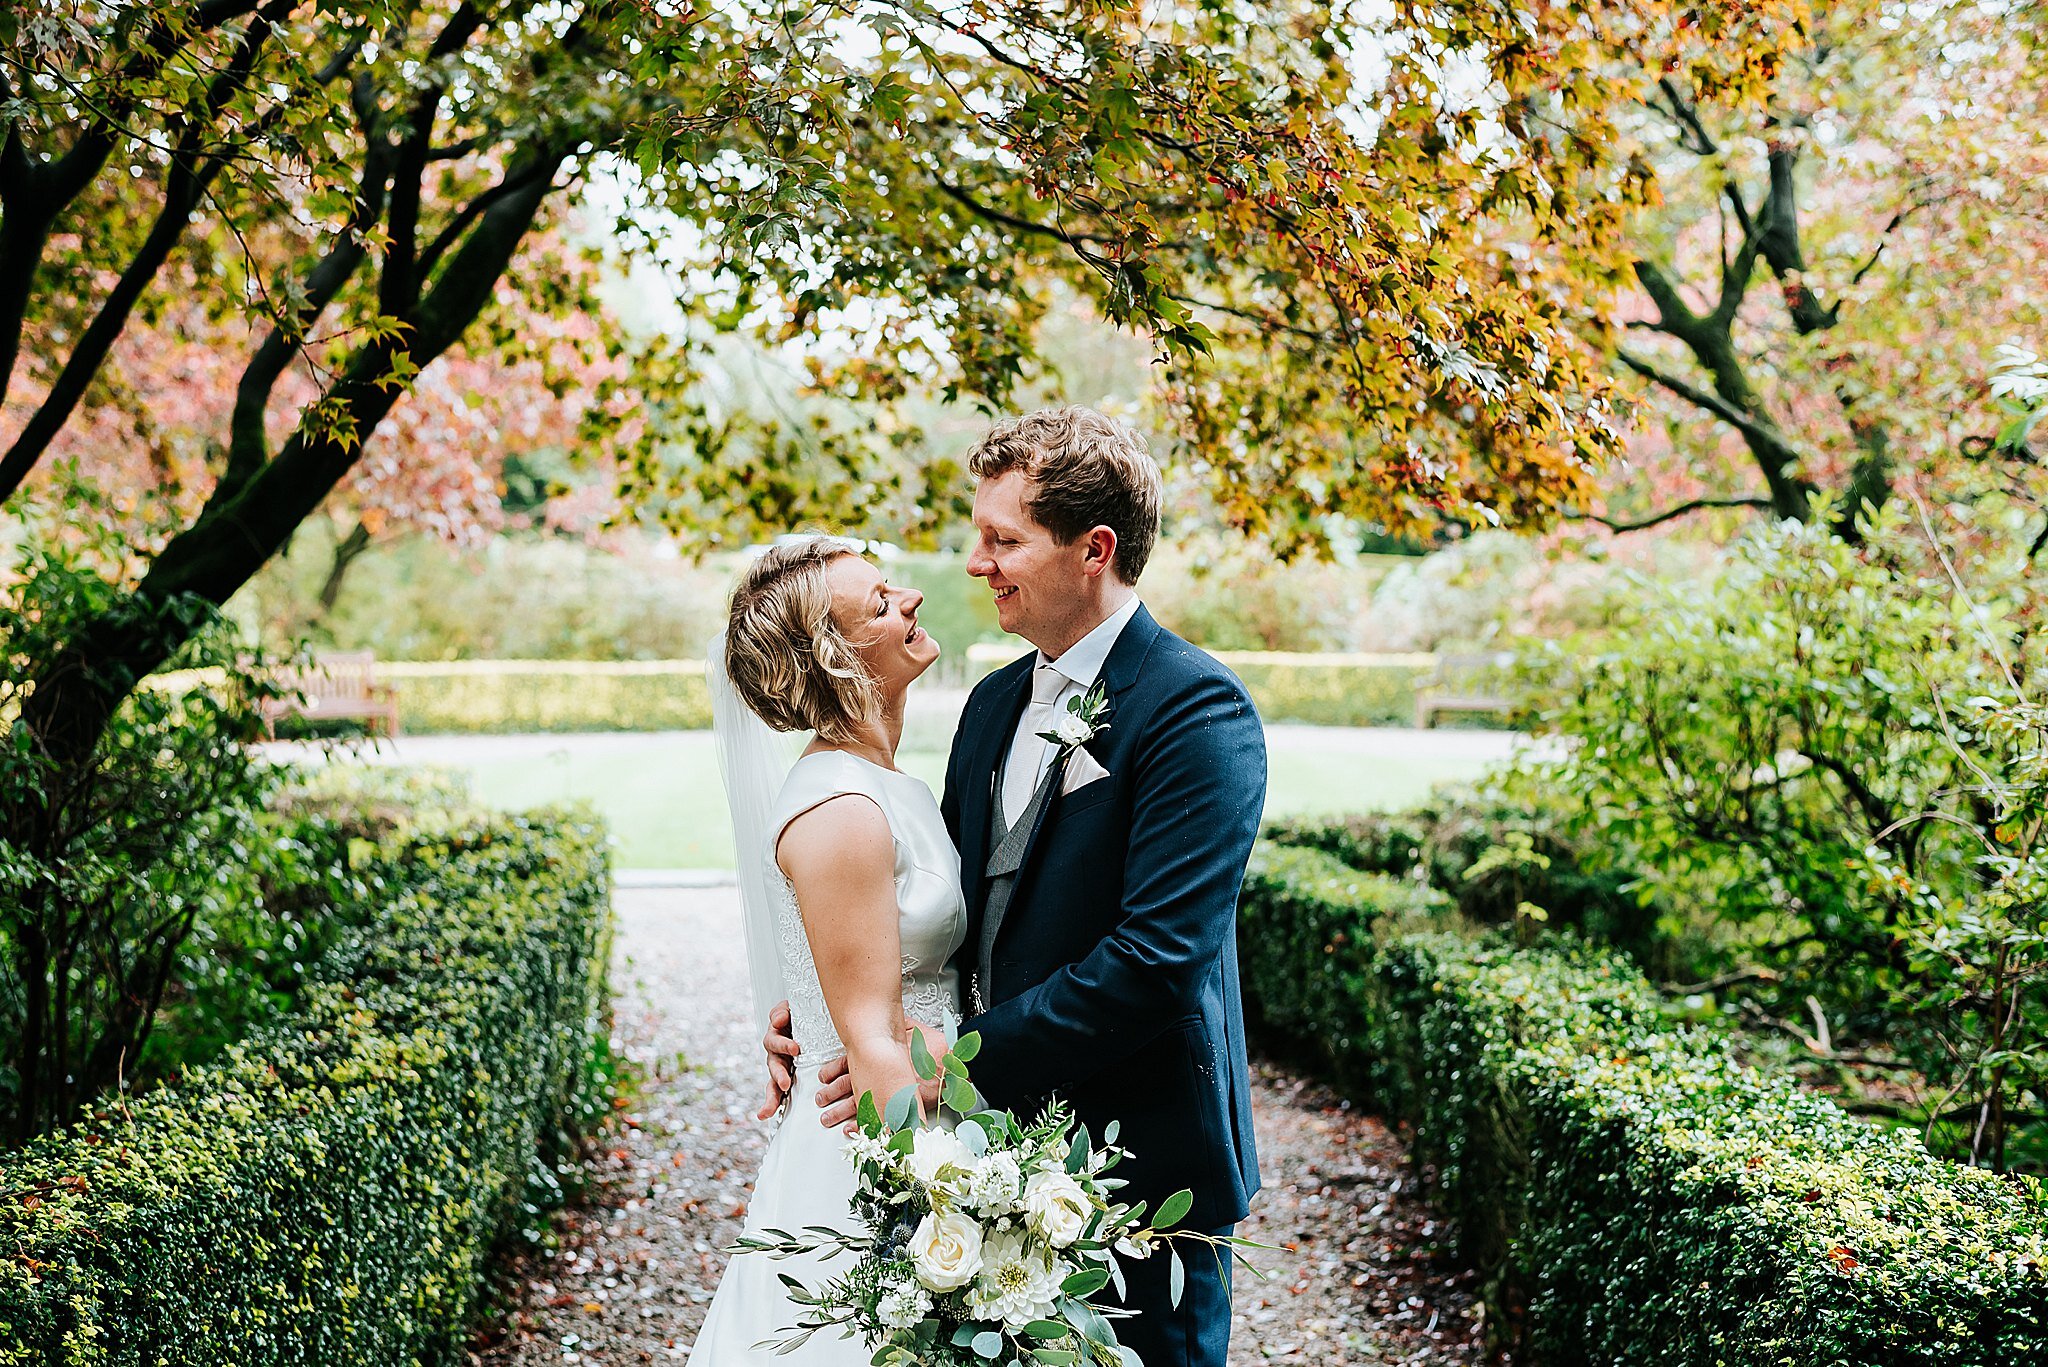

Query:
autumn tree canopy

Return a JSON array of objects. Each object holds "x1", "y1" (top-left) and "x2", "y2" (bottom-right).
[
  {"x1": 0, "y1": 0, "x2": 1809, "y2": 775},
  {"x1": 1587, "y1": 0, "x2": 2048, "y2": 535}
]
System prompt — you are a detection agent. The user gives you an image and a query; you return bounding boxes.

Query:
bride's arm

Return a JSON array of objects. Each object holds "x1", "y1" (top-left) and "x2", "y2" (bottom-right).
[{"x1": 778, "y1": 795, "x2": 924, "y2": 1126}]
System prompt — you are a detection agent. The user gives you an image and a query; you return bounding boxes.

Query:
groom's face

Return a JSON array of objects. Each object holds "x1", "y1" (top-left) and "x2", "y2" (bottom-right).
[{"x1": 967, "y1": 470, "x2": 1087, "y2": 648}]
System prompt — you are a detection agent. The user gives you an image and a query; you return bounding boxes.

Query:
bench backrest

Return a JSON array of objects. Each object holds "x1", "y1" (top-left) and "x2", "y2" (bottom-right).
[{"x1": 286, "y1": 651, "x2": 382, "y2": 702}]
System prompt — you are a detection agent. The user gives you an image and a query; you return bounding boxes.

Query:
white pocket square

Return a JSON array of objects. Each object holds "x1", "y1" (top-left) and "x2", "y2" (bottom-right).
[{"x1": 1060, "y1": 745, "x2": 1111, "y2": 796}]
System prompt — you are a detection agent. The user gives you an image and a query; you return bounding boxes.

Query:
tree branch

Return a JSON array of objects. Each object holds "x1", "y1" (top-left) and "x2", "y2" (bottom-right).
[
  {"x1": 380, "y1": 3, "x2": 490, "y2": 317},
  {"x1": 1570, "y1": 495, "x2": 1774, "y2": 533},
  {"x1": 934, "y1": 178, "x2": 1104, "y2": 247},
  {"x1": 0, "y1": 0, "x2": 302, "y2": 505},
  {"x1": 1653, "y1": 76, "x2": 1718, "y2": 156},
  {"x1": 1615, "y1": 347, "x2": 1808, "y2": 460},
  {"x1": 412, "y1": 156, "x2": 563, "y2": 286}
]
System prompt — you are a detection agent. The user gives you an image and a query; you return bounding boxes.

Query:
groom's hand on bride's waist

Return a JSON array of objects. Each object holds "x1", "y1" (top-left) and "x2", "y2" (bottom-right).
[
  {"x1": 758, "y1": 1000, "x2": 800, "y2": 1120},
  {"x1": 812, "y1": 1022, "x2": 946, "y2": 1131}
]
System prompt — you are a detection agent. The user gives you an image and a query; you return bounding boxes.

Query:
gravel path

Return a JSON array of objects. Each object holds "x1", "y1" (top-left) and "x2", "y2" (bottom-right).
[{"x1": 471, "y1": 889, "x2": 1483, "y2": 1366}]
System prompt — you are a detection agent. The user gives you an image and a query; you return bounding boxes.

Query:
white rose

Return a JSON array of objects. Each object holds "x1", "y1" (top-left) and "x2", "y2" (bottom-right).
[
  {"x1": 1022, "y1": 1170, "x2": 1092, "y2": 1249},
  {"x1": 905, "y1": 1127, "x2": 976, "y2": 1192},
  {"x1": 909, "y1": 1210, "x2": 984, "y2": 1291},
  {"x1": 1051, "y1": 713, "x2": 1094, "y2": 746}
]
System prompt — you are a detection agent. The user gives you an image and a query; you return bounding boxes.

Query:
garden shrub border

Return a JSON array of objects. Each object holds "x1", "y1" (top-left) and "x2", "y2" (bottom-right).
[
  {"x1": 161, "y1": 651, "x2": 1451, "y2": 734},
  {"x1": 0, "y1": 810, "x2": 612, "y2": 1366},
  {"x1": 1239, "y1": 840, "x2": 2048, "y2": 1366}
]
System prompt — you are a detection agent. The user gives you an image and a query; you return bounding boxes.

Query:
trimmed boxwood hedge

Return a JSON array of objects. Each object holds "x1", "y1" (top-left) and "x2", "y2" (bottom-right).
[
  {"x1": 971, "y1": 645, "x2": 1445, "y2": 729},
  {"x1": 0, "y1": 811, "x2": 612, "y2": 1366},
  {"x1": 1239, "y1": 841, "x2": 2048, "y2": 1365},
  {"x1": 381, "y1": 659, "x2": 714, "y2": 734},
  {"x1": 229, "y1": 651, "x2": 1449, "y2": 735}
]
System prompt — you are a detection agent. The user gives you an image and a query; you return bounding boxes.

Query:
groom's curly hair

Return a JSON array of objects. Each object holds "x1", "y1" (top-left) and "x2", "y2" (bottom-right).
[
  {"x1": 966, "y1": 406, "x2": 1162, "y2": 582},
  {"x1": 724, "y1": 539, "x2": 880, "y2": 743}
]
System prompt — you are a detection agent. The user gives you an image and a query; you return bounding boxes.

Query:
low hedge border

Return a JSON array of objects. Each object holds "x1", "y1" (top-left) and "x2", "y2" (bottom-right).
[
  {"x1": 1239, "y1": 841, "x2": 2048, "y2": 1365},
  {"x1": 333, "y1": 653, "x2": 1447, "y2": 734},
  {"x1": 0, "y1": 811, "x2": 613, "y2": 1366},
  {"x1": 972, "y1": 645, "x2": 1443, "y2": 729},
  {"x1": 380, "y1": 659, "x2": 714, "y2": 734}
]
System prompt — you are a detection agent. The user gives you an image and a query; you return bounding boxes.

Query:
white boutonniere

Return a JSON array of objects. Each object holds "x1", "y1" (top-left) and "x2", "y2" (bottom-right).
[{"x1": 1038, "y1": 681, "x2": 1111, "y2": 755}]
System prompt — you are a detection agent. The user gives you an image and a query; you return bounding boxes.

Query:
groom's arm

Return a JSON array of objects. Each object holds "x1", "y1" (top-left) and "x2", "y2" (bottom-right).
[
  {"x1": 939, "y1": 691, "x2": 973, "y2": 847},
  {"x1": 963, "y1": 670, "x2": 1266, "y2": 1105}
]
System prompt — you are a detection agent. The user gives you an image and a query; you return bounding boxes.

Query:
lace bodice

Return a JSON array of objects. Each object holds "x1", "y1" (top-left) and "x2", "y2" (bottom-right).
[{"x1": 767, "y1": 751, "x2": 966, "y2": 1067}]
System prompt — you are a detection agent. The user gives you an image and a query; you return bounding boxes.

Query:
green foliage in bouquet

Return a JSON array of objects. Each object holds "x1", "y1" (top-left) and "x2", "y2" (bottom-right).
[{"x1": 735, "y1": 1031, "x2": 1253, "y2": 1367}]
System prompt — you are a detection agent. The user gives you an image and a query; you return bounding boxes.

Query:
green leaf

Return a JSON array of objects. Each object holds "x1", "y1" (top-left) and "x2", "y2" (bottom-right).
[
  {"x1": 884, "y1": 1086, "x2": 917, "y2": 1132},
  {"x1": 1168, "y1": 1247, "x2": 1185, "y2": 1308},
  {"x1": 952, "y1": 1031, "x2": 981, "y2": 1062},
  {"x1": 911, "y1": 1028, "x2": 936, "y2": 1081},
  {"x1": 971, "y1": 1330, "x2": 1004, "y2": 1358},
  {"x1": 1060, "y1": 1266, "x2": 1110, "y2": 1297},
  {"x1": 1154, "y1": 1189, "x2": 1194, "y2": 1230},
  {"x1": 1065, "y1": 1124, "x2": 1091, "y2": 1173},
  {"x1": 1023, "y1": 1320, "x2": 1067, "y2": 1338}
]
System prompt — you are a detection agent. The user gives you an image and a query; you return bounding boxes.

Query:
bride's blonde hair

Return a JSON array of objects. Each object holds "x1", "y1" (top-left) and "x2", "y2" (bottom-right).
[{"x1": 724, "y1": 539, "x2": 879, "y2": 743}]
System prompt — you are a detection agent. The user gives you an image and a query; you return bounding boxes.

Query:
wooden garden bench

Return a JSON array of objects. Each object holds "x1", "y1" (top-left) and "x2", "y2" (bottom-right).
[
  {"x1": 1413, "y1": 651, "x2": 1515, "y2": 729},
  {"x1": 260, "y1": 650, "x2": 402, "y2": 738}
]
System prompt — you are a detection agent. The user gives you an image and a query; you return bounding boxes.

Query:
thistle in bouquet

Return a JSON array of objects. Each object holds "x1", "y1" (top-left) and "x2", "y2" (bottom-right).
[{"x1": 734, "y1": 1030, "x2": 1261, "y2": 1365}]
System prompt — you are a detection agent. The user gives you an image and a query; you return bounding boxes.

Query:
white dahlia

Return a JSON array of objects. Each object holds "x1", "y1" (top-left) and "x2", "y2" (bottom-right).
[{"x1": 965, "y1": 1229, "x2": 1066, "y2": 1328}]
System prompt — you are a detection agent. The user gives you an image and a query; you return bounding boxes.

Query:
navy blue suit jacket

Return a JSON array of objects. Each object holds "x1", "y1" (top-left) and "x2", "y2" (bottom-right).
[{"x1": 942, "y1": 606, "x2": 1265, "y2": 1230}]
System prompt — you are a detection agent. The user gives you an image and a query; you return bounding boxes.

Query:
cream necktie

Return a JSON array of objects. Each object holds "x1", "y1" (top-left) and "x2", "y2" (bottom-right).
[{"x1": 1000, "y1": 661, "x2": 1067, "y2": 831}]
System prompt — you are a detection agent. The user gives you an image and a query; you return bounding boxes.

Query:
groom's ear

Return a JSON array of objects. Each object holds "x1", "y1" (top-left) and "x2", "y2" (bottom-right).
[{"x1": 1078, "y1": 525, "x2": 1119, "y2": 580}]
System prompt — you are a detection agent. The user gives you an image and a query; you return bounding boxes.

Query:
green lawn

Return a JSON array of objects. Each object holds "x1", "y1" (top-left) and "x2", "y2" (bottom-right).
[{"x1": 403, "y1": 730, "x2": 1517, "y2": 869}]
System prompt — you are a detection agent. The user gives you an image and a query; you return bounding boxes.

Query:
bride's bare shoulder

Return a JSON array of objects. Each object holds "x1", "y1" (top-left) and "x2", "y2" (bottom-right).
[{"x1": 776, "y1": 783, "x2": 891, "y2": 886}]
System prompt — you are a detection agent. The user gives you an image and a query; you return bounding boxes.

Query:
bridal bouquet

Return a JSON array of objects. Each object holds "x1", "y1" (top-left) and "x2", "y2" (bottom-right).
[{"x1": 734, "y1": 1031, "x2": 1244, "y2": 1365}]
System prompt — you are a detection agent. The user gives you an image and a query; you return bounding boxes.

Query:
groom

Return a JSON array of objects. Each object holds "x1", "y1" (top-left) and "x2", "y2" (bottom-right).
[{"x1": 765, "y1": 406, "x2": 1266, "y2": 1367}]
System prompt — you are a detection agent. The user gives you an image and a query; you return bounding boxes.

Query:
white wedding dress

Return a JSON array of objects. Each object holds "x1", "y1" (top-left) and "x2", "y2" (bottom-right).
[{"x1": 688, "y1": 750, "x2": 966, "y2": 1364}]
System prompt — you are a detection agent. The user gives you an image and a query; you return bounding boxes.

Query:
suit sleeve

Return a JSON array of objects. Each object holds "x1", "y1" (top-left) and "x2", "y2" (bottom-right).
[
  {"x1": 962, "y1": 669, "x2": 1267, "y2": 1104},
  {"x1": 940, "y1": 687, "x2": 980, "y2": 848}
]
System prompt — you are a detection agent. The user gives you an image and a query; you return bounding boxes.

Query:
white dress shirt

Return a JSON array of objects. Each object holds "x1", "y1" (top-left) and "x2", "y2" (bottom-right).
[{"x1": 998, "y1": 595, "x2": 1143, "y2": 829}]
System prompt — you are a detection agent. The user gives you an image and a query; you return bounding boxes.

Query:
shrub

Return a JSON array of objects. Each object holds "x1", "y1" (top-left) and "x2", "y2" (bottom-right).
[
  {"x1": 358, "y1": 653, "x2": 1442, "y2": 734},
  {"x1": 1225, "y1": 654, "x2": 1438, "y2": 727},
  {"x1": 0, "y1": 527, "x2": 286, "y2": 1142},
  {"x1": 1238, "y1": 842, "x2": 2048, "y2": 1365},
  {"x1": 1264, "y1": 797, "x2": 1672, "y2": 973},
  {"x1": 0, "y1": 811, "x2": 613, "y2": 1366},
  {"x1": 1523, "y1": 510, "x2": 2048, "y2": 1168},
  {"x1": 1237, "y1": 844, "x2": 1446, "y2": 1100}
]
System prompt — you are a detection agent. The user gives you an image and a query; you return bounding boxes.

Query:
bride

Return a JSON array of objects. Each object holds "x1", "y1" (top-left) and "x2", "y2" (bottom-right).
[{"x1": 693, "y1": 537, "x2": 966, "y2": 1363}]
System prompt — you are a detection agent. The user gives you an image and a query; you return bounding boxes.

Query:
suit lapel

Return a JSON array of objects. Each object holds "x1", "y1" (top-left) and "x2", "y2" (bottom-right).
[
  {"x1": 963, "y1": 658, "x2": 1035, "y2": 932},
  {"x1": 994, "y1": 606, "x2": 1165, "y2": 924}
]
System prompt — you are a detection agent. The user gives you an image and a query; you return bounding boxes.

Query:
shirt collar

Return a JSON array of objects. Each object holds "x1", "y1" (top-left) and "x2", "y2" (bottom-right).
[{"x1": 1040, "y1": 595, "x2": 1143, "y2": 691}]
